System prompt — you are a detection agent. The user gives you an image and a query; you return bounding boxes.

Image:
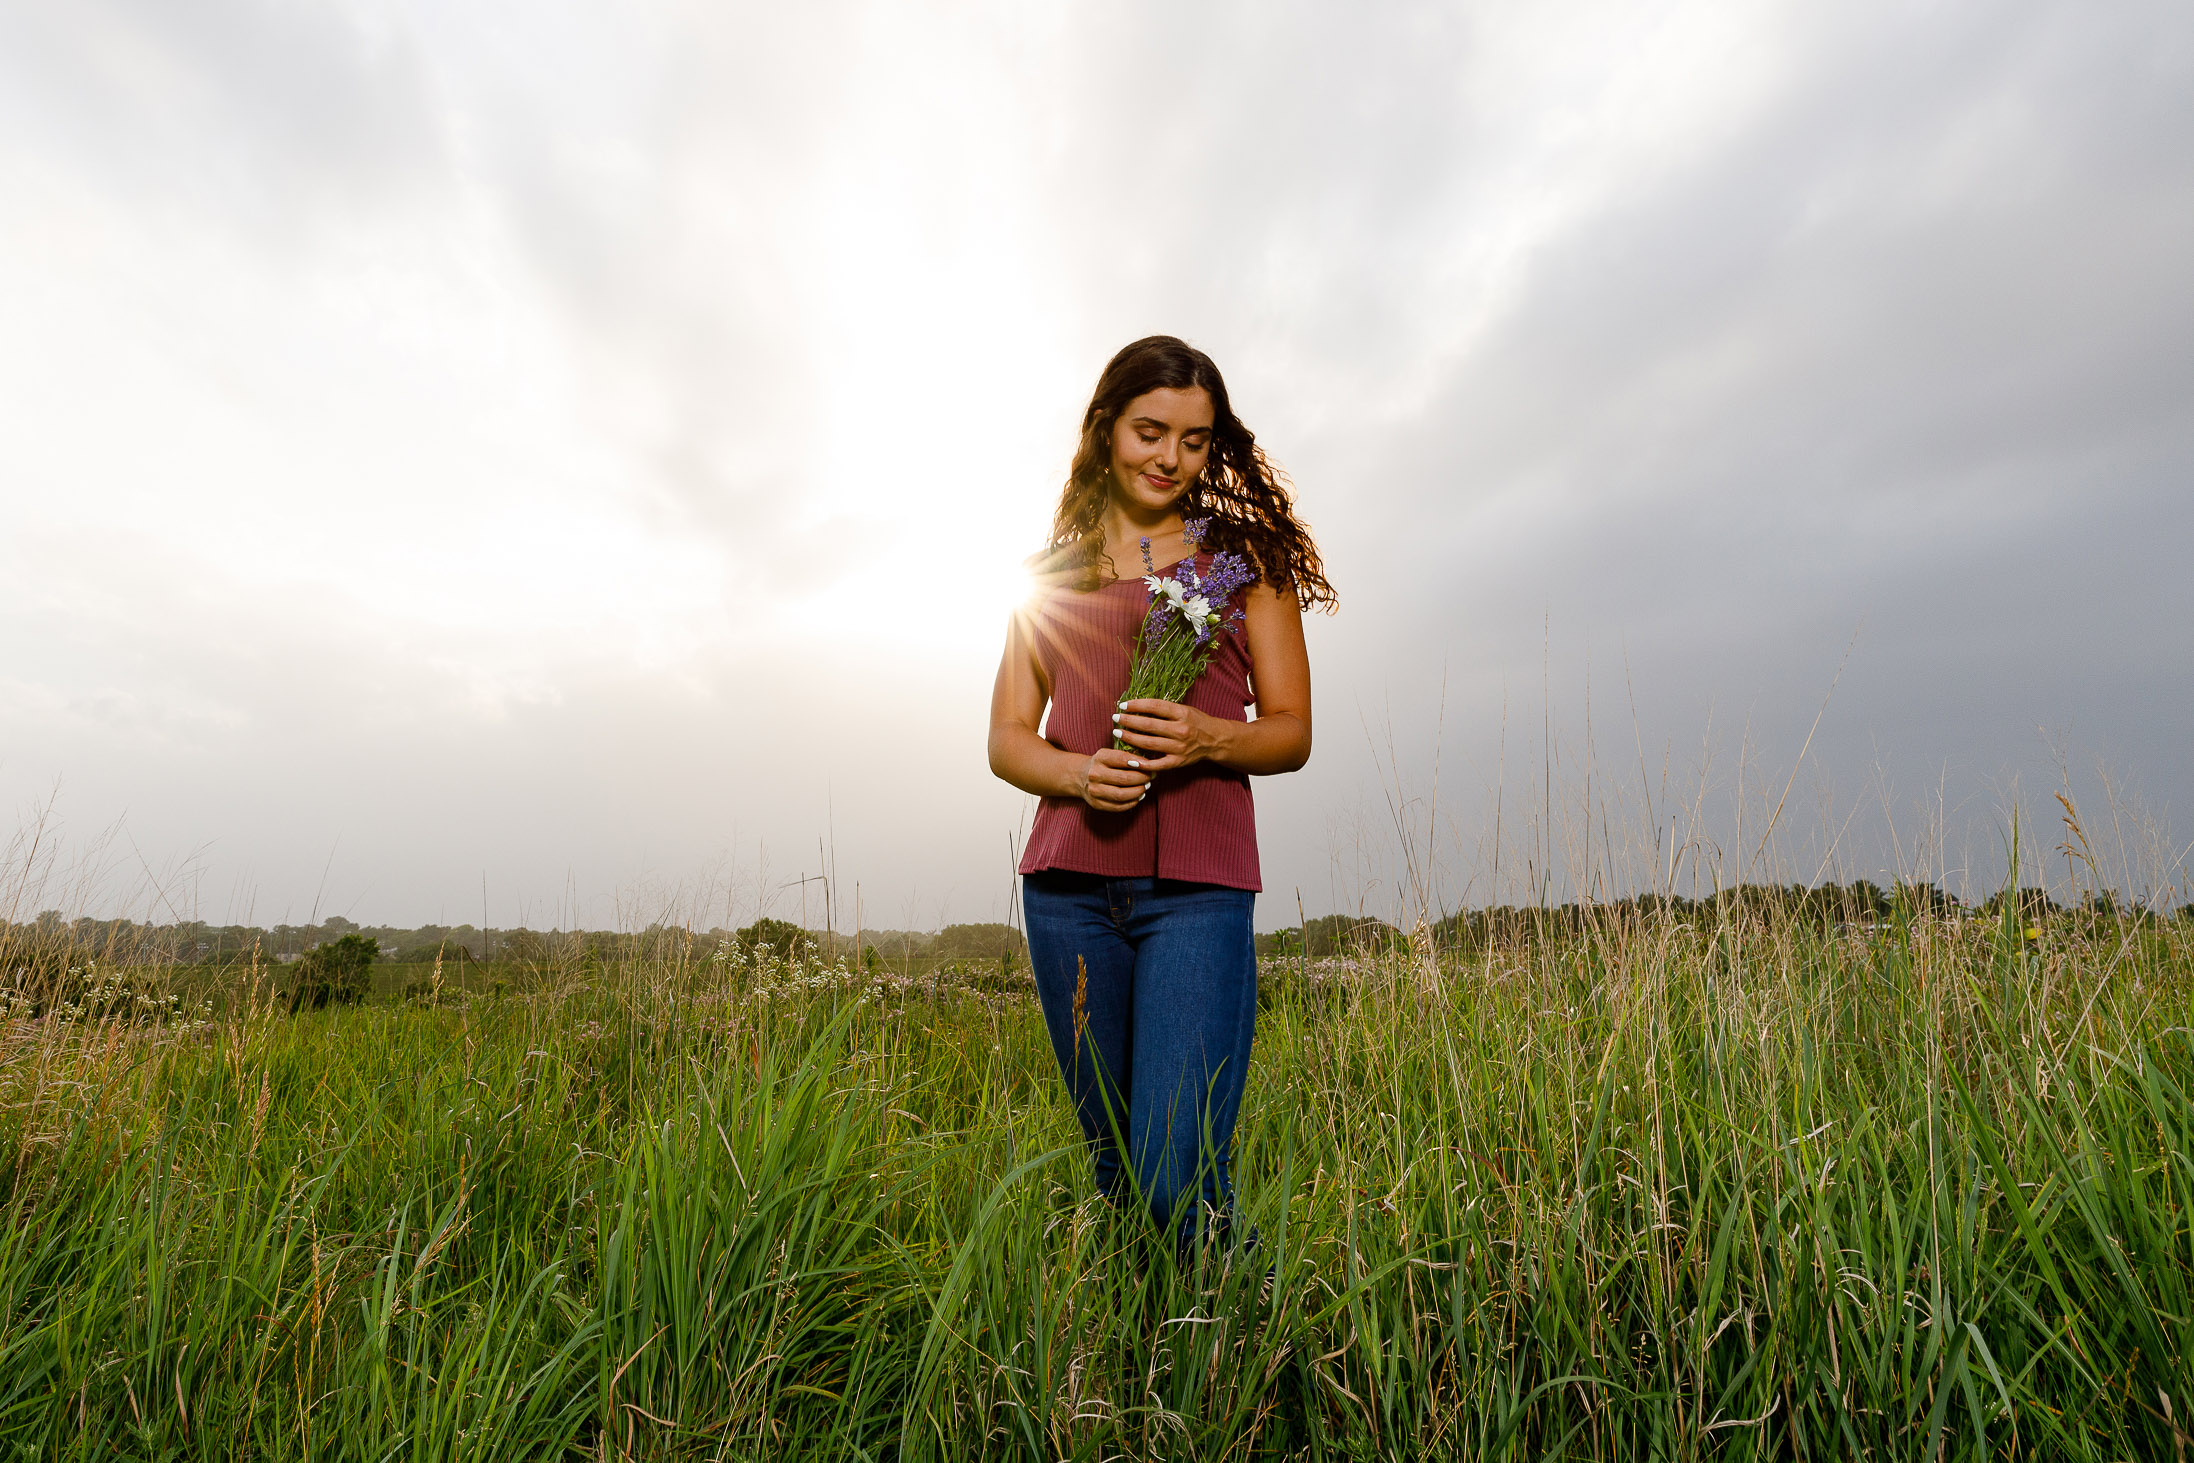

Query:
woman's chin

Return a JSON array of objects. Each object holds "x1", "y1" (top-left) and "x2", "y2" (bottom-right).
[{"x1": 1118, "y1": 485, "x2": 1185, "y2": 516}]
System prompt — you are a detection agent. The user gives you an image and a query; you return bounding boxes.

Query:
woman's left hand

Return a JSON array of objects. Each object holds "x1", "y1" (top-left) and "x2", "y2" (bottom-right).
[{"x1": 1113, "y1": 698, "x2": 1228, "y2": 771}]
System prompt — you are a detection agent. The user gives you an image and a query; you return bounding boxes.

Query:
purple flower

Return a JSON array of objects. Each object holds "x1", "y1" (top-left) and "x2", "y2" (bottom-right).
[
  {"x1": 1182, "y1": 517, "x2": 1211, "y2": 550},
  {"x1": 1196, "y1": 551, "x2": 1255, "y2": 608},
  {"x1": 1139, "y1": 535, "x2": 1155, "y2": 573},
  {"x1": 1142, "y1": 603, "x2": 1170, "y2": 650}
]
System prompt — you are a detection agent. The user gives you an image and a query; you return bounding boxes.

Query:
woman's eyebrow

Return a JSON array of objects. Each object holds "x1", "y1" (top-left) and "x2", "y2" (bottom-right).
[{"x1": 1128, "y1": 415, "x2": 1214, "y2": 434}]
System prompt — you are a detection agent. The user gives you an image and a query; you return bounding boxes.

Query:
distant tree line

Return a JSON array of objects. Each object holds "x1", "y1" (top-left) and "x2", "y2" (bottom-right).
[
  {"x1": 0, "y1": 911, "x2": 1030, "y2": 975},
  {"x1": 7, "y1": 884, "x2": 2174, "y2": 989},
  {"x1": 1256, "y1": 882, "x2": 2188, "y2": 958}
]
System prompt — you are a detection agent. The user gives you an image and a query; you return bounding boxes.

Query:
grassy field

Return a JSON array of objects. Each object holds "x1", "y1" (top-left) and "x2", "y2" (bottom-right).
[{"x1": 1, "y1": 899, "x2": 2190, "y2": 1460}]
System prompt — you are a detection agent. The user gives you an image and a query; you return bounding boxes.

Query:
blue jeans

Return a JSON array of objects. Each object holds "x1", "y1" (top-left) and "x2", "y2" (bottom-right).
[{"x1": 1021, "y1": 871, "x2": 1258, "y2": 1245}]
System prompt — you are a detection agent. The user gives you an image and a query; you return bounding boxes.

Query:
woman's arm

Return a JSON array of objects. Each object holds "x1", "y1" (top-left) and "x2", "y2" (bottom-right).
[
  {"x1": 1114, "y1": 582, "x2": 1312, "y2": 775},
  {"x1": 988, "y1": 613, "x2": 1153, "y2": 813}
]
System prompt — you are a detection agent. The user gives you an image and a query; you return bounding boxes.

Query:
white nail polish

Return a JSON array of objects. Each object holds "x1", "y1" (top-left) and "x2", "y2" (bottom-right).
[{"x1": 1127, "y1": 760, "x2": 1139, "y2": 769}]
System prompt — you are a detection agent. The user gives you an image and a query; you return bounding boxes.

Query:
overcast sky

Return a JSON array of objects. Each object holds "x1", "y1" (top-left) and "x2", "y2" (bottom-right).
[{"x1": 3, "y1": 0, "x2": 2190, "y2": 932}]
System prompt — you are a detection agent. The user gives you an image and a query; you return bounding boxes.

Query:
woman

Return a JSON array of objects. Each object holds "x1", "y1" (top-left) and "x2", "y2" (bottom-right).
[{"x1": 988, "y1": 335, "x2": 1335, "y2": 1254}]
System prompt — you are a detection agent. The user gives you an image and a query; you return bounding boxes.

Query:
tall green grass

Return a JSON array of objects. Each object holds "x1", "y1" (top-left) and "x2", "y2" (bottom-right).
[{"x1": 1, "y1": 901, "x2": 2189, "y2": 1459}]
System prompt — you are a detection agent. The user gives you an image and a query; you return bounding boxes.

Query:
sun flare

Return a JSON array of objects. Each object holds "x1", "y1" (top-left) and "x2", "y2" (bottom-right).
[{"x1": 768, "y1": 523, "x2": 1045, "y2": 661}]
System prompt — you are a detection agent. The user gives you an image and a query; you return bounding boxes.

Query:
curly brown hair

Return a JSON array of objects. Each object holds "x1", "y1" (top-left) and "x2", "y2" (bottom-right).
[{"x1": 1042, "y1": 336, "x2": 1336, "y2": 611}]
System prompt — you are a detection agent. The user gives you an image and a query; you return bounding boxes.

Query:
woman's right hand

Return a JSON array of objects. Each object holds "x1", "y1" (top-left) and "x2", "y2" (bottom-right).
[{"x1": 1076, "y1": 747, "x2": 1151, "y2": 814}]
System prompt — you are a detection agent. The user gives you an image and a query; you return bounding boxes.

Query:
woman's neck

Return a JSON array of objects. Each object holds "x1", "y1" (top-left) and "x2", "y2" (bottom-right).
[{"x1": 1100, "y1": 501, "x2": 1188, "y2": 580}]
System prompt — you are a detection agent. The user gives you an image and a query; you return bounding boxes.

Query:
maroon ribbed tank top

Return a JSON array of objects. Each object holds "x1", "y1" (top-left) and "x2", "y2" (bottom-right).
[{"x1": 1016, "y1": 555, "x2": 1261, "y2": 892}]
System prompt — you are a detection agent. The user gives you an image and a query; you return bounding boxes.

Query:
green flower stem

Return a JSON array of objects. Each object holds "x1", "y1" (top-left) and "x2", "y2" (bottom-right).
[{"x1": 1113, "y1": 614, "x2": 1220, "y2": 752}]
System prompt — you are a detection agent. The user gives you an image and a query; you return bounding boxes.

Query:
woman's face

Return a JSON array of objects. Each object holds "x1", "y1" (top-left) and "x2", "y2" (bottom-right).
[{"x1": 1106, "y1": 386, "x2": 1214, "y2": 515}]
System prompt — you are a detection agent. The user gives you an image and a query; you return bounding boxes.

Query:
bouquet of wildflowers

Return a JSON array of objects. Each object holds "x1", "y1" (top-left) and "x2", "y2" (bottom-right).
[{"x1": 1114, "y1": 518, "x2": 1255, "y2": 751}]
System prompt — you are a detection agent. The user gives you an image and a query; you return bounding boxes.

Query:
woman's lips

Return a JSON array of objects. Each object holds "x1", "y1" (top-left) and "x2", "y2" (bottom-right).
[{"x1": 1142, "y1": 472, "x2": 1176, "y2": 489}]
